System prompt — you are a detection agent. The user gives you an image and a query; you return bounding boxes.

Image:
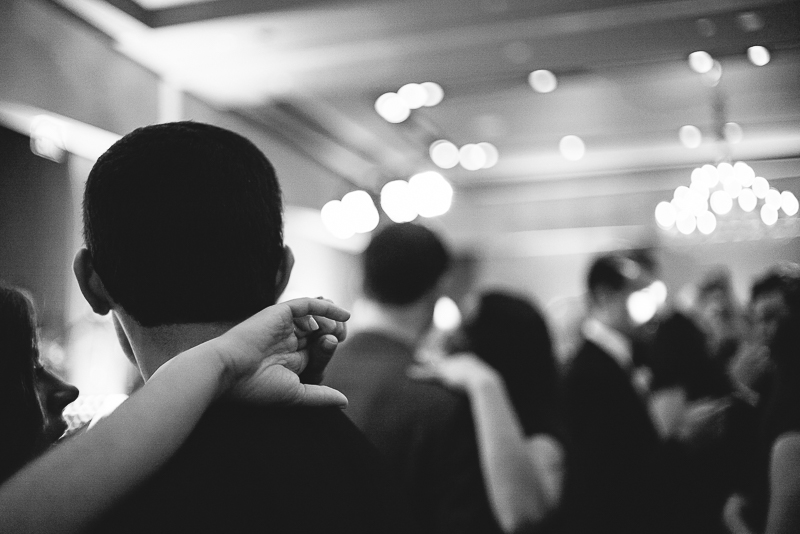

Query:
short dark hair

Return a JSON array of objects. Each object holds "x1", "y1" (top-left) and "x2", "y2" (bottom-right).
[
  {"x1": 83, "y1": 121, "x2": 284, "y2": 326},
  {"x1": 362, "y1": 223, "x2": 450, "y2": 305},
  {"x1": 586, "y1": 252, "x2": 646, "y2": 298},
  {"x1": 0, "y1": 284, "x2": 45, "y2": 482},
  {"x1": 751, "y1": 262, "x2": 800, "y2": 315}
]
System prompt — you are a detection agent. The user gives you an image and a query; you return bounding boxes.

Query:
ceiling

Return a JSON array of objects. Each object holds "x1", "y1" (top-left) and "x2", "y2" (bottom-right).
[{"x1": 52, "y1": 0, "x2": 800, "y2": 251}]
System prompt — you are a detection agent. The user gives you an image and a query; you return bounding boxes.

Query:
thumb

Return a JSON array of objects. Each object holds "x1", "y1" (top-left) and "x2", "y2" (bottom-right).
[{"x1": 294, "y1": 384, "x2": 348, "y2": 408}]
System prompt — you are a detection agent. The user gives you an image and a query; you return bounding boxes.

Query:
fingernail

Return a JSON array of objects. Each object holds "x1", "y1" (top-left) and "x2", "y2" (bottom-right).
[{"x1": 308, "y1": 317, "x2": 319, "y2": 331}]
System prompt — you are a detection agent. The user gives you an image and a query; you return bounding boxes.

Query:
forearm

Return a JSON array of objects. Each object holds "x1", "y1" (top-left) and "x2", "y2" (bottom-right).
[
  {"x1": 0, "y1": 344, "x2": 226, "y2": 534},
  {"x1": 466, "y1": 375, "x2": 552, "y2": 532}
]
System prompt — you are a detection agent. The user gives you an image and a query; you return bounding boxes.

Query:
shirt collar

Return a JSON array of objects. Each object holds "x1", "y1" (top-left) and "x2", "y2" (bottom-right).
[{"x1": 582, "y1": 317, "x2": 633, "y2": 371}]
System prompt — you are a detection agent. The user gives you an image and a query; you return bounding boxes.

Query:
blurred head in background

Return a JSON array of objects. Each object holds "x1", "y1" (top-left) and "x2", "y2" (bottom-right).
[
  {"x1": 0, "y1": 284, "x2": 78, "y2": 482},
  {"x1": 749, "y1": 262, "x2": 800, "y2": 350}
]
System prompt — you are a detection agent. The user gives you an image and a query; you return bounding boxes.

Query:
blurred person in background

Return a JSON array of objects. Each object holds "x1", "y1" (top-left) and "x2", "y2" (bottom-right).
[
  {"x1": 325, "y1": 222, "x2": 499, "y2": 534},
  {"x1": 559, "y1": 251, "x2": 681, "y2": 534},
  {"x1": 693, "y1": 268, "x2": 744, "y2": 368},
  {"x1": 0, "y1": 283, "x2": 79, "y2": 483},
  {"x1": 0, "y1": 288, "x2": 355, "y2": 534},
  {"x1": 414, "y1": 291, "x2": 565, "y2": 533}
]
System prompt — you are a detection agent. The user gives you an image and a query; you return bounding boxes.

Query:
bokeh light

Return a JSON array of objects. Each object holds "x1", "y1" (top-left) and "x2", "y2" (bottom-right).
[
  {"x1": 761, "y1": 204, "x2": 778, "y2": 225},
  {"x1": 430, "y1": 140, "x2": 459, "y2": 169},
  {"x1": 655, "y1": 201, "x2": 676, "y2": 229},
  {"x1": 752, "y1": 176, "x2": 770, "y2": 199},
  {"x1": 397, "y1": 83, "x2": 427, "y2": 109},
  {"x1": 409, "y1": 171, "x2": 453, "y2": 217},
  {"x1": 738, "y1": 188, "x2": 757, "y2": 212},
  {"x1": 420, "y1": 82, "x2": 444, "y2": 107},
  {"x1": 765, "y1": 189, "x2": 782, "y2": 210},
  {"x1": 781, "y1": 191, "x2": 799, "y2": 216},
  {"x1": 380, "y1": 180, "x2": 418, "y2": 223},
  {"x1": 688, "y1": 51, "x2": 714, "y2": 73},
  {"x1": 459, "y1": 143, "x2": 486, "y2": 170},
  {"x1": 710, "y1": 190, "x2": 733, "y2": 215},
  {"x1": 676, "y1": 212, "x2": 697, "y2": 235},
  {"x1": 679, "y1": 125, "x2": 702, "y2": 148},
  {"x1": 697, "y1": 211, "x2": 717, "y2": 235},
  {"x1": 375, "y1": 92, "x2": 410, "y2": 123},
  {"x1": 528, "y1": 70, "x2": 557, "y2": 93},
  {"x1": 433, "y1": 296, "x2": 462, "y2": 331},
  {"x1": 724, "y1": 122, "x2": 743, "y2": 144},
  {"x1": 733, "y1": 161, "x2": 755, "y2": 186},
  {"x1": 341, "y1": 190, "x2": 379, "y2": 233},
  {"x1": 747, "y1": 46, "x2": 770, "y2": 66},
  {"x1": 478, "y1": 142, "x2": 499, "y2": 168},
  {"x1": 320, "y1": 200, "x2": 355, "y2": 239},
  {"x1": 559, "y1": 135, "x2": 585, "y2": 161}
]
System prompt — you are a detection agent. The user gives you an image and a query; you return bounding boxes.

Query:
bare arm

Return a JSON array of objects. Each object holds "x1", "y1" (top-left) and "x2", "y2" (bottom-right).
[
  {"x1": 0, "y1": 298, "x2": 349, "y2": 534},
  {"x1": 765, "y1": 432, "x2": 800, "y2": 534},
  {"x1": 413, "y1": 354, "x2": 564, "y2": 532}
]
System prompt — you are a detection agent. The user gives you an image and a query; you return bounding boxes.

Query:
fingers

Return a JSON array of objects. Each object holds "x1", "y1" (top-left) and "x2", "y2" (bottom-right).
[
  {"x1": 284, "y1": 298, "x2": 350, "y2": 322},
  {"x1": 294, "y1": 384, "x2": 348, "y2": 408},
  {"x1": 300, "y1": 334, "x2": 338, "y2": 385}
]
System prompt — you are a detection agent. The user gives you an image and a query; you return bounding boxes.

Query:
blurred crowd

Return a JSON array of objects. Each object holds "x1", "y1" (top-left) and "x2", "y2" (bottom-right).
[{"x1": 1, "y1": 121, "x2": 798, "y2": 534}]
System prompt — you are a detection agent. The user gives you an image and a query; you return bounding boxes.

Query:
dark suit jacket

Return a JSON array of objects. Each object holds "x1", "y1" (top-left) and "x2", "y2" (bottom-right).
[
  {"x1": 324, "y1": 330, "x2": 500, "y2": 534},
  {"x1": 86, "y1": 403, "x2": 399, "y2": 533},
  {"x1": 560, "y1": 340, "x2": 673, "y2": 534}
]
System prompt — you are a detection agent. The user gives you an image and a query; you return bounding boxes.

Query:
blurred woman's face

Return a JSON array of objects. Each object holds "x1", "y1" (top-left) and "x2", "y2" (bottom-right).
[{"x1": 33, "y1": 361, "x2": 79, "y2": 445}]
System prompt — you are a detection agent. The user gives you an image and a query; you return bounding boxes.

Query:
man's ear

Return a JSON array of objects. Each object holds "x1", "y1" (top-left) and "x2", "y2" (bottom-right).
[
  {"x1": 274, "y1": 245, "x2": 295, "y2": 300},
  {"x1": 73, "y1": 248, "x2": 113, "y2": 315}
]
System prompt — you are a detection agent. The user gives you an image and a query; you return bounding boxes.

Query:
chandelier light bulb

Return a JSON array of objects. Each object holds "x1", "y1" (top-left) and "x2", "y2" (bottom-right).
[
  {"x1": 761, "y1": 204, "x2": 778, "y2": 225},
  {"x1": 341, "y1": 190, "x2": 380, "y2": 233},
  {"x1": 397, "y1": 83, "x2": 428, "y2": 110},
  {"x1": 477, "y1": 142, "x2": 499, "y2": 168},
  {"x1": 459, "y1": 143, "x2": 487, "y2": 171},
  {"x1": 733, "y1": 161, "x2": 755, "y2": 186},
  {"x1": 752, "y1": 176, "x2": 770, "y2": 199},
  {"x1": 765, "y1": 189, "x2": 782, "y2": 210},
  {"x1": 655, "y1": 201, "x2": 677, "y2": 229},
  {"x1": 409, "y1": 171, "x2": 453, "y2": 218},
  {"x1": 723, "y1": 176, "x2": 742, "y2": 199},
  {"x1": 697, "y1": 211, "x2": 717, "y2": 235},
  {"x1": 676, "y1": 212, "x2": 697, "y2": 235},
  {"x1": 702, "y1": 164, "x2": 720, "y2": 188},
  {"x1": 375, "y1": 92, "x2": 410, "y2": 123},
  {"x1": 710, "y1": 190, "x2": 733, "y2": 215},
  {"x1": 724, "y1": 122, "x2": 744, "y2": 144},
  {"x1": 691, "y1": 167, "x2": 707, "y2": 185},
  {"x1": 738, "y1": 188, "x2": 757, "y2": 212},
  {"x1": 781, "y1": 191, "x2": 799, "y2": 216}
]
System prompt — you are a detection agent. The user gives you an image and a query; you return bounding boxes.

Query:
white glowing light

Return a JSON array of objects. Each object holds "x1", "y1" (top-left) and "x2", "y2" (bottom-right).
[
  {"x1": 765, "y1": 189, "x2": 782, "y2": 210},
  {"x1": 649, "y1": 280, "x2": 668, "y2": 306},
  {"x1": 733, "y1": 161, "x2": 755, "y2": 186},
  {"x1": 725, "y1": 122, "x2": 744, "y2": 144},
  {"x1": 655, "y1": 201, "x2": 677, "y2": 229},
  {"x1": 702, "y1": 164, "x2": 720, "y2": 188},
  {"x1": 748, "y1": 46, "x2": 770, "y2": 66},
  {"x1": 375, "y1": 92, "x2": 410, "y2": 123},
  {"x1": 674, "y1": 185, "x2": 691, "y2": 202},
  {"x1": 679, "y1": 125, "x2": 702, "y2": 148},
  {"x1": 723, "y1": 176, "x2": 742, "y2": 199},
  {"x1": 459, "y1": 143, "x2": 486, "y2": 171},
  {"x1": 430, "y1": 140, "x2": 459, "y2": 169},
  {"x1": 341, "y1": 190, "x2": 380, "y2": 233},
  {"x1": 752, "y1": 176, "x2": 770, "y2": 199},
  {"x1": 691, "y1": 167, "x2": 706, "y2": 185},
  {"x1": 627, "y1": 289, "x2": 658, "y2": 325},
  {"x1": 781, "y1": 191, "x2": 799, "y2": 216},
  {"x1": 478, "y1": 142, "x2": 499, "y2": 168},
  {"x1": 528, "y1": 70, "x2": 557, "y2": 93},
  {"x1": 702, "y1": 60, "x2": 722, "y2": 86},
  {"x1": 738, "y1": 188, "x2": 757, "y2": 212},
  {"x1": 420, "y1": 82, "x2": 444, "y2": 107},
  {"x1": 380, "y1": 180, "x2": 418, "y2": 223},
  {"x1": 559, "y1": 135, "x2": 585, "y2": 161},
  {"x1": 409, "y1": 171, "x2": 453, "y2": 218},
  {"x1": 689, "y1": 51, "x2": 714, "y2": 73},
  {"x1": 697, "y1": 211, "x2": 717, "y2": 235},
  {"x1": 761, "y1": 204, "x2": 778, "y2": 225},
  {"x1": 398, "y1": 83, "x2": 428, "y2": 109},
  {"x1": 690, "y1": 182, "x2": 710, "y2": 201},
  {"x1": 320, "y1": 200, "x2": 355, "y2": 239},
  {"x1": 433, "y1": 296, "x2": 462, "y2": 331},
  {"x1": 676, "y1": 212, "x2": 697, "y2": 235},
  {"x1": 710, "y1": 190, "x2": 733, "y2": 215},
  {"x1": 30, "y1": 115, "x2": 66, "y2": 162}
]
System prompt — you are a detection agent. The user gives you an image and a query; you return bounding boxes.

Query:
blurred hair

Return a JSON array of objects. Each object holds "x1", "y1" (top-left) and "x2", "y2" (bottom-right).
[
  {"x1": 362, "y1": 223, "x2": 450, "y2": 305},
  {"x1": 0, "y1": 284, "x2": 45, "y2": 482},
  {"x1": 83, "y1": 121, "x2": 284, "y2": 326},
  {"x1": 461, "y1": 291, "x2": 560, "y2": 436},
  {"x1": 697, "y1": 267, "x2": 735, "y2": 302},
  {"x1": 751, "y1": 262, "x2": 800, "y2": 315},
  {"x1": 586, "y1": 252, "x2": 647, "y2": 298}
]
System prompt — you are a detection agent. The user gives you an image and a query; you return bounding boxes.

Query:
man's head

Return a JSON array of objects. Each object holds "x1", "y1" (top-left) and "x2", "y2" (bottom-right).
[
  {"x1": 362, "y1": 223, "x2": 450, "y2": 306},
  {"x1": 750, "y1": 262, "x2": 800, "y2": 347},
  {"x1": 585, "y1": 252, "x2": 654, "y2": 337},
  {"x1": 76, "y1": 121, "x2": 289, "y2": 327}
]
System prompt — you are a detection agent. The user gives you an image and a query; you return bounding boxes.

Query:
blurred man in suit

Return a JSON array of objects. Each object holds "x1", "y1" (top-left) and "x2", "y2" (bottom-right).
[{"x1": 325, "y1": 223, "x2": 499, "y2": 534}]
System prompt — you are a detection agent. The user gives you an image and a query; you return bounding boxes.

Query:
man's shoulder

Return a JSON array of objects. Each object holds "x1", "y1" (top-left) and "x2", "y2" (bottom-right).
[{"x1": 88, "y1": 404, "x2": 393, "y2": 533}]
